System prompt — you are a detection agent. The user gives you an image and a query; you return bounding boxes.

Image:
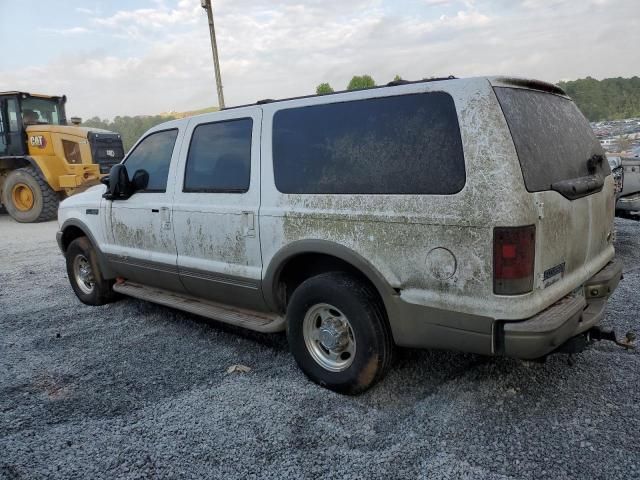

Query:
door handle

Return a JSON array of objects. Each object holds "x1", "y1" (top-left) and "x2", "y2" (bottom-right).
[
  {"x1": 160, "y1": 207, "x2": 171, "y2": 230},
  {"x1": 151, "y1": 209, "x2": 159, "y2": 213},
  {"x1": 237, "y1": 211, "x2": 256, "y2": 239}
]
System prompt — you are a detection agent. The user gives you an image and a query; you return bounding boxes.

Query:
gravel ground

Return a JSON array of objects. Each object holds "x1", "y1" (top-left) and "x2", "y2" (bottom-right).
[{"x1": 1, "y1": 215, "x2": 639, "y2": 480}]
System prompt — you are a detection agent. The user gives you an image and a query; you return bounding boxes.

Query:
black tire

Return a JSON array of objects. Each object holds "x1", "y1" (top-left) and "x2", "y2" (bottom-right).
[
  {"x1": 1, "y1": 167, "x2": 59, "y2": 223},
  {"x1": 286, "y1": 272, "x2": 394, "y2": 394},
  {"x1": 65, "y1": 237, "x2": 117, "y2": 305}
]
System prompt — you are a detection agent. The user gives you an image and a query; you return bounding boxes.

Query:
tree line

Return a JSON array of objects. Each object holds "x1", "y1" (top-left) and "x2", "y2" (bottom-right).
[
  {"x1": 83, "y1": 75, "x2": 640, "y2": 152},
  {"x1": 557, "y1": 76, "x2": 640, "y2": 122}
]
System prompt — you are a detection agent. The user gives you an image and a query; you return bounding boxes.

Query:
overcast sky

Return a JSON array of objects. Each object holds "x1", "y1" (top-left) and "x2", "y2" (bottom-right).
[{"x1": 0, "y1": 0, "x2": 637, "y2": 119}]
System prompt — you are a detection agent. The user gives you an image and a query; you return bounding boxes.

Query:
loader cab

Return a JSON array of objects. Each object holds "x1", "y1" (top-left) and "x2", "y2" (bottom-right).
[{"x1": 0, "y1": 91, "x2": 68, "y2": 157}]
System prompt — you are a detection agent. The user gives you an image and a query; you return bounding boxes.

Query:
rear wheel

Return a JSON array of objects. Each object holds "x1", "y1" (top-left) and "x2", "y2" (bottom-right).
[
  {"x1": 1, "y1": 167, "x2": 59, "y2": 223},
  {"x1": 65, "y1": 237, "x2": 117, "y2": 305},
  {"x1": 286, "y1": 272, "x2": 394, "y2": 394}
]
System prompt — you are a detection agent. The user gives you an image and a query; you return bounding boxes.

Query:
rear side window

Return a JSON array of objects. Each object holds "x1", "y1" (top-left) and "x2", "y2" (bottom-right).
[
  {"x1": 272, "y1": 92, "x2": 465, "y2": 194},
  {"x1": 124, "y1": 129, "x2": 178, "y2": 192},
  {"x1": 184, "y1": 118, "x2": 252, "y2": 193},
  {"x1": 494, "y1": 87, "x2": 609, "y2": 193}
]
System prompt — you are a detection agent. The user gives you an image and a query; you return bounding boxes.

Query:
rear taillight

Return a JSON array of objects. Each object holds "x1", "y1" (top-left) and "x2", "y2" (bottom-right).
[{"x1": 493, "y1": 225, "x2": 536, "y2": 295}]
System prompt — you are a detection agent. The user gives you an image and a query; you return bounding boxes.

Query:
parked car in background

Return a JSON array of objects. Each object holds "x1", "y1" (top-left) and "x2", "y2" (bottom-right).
[
  {"x1": 616, "y1": 157, "x2": 640, "y2": 218},
  {"x1": 608, "y1": 156, "x2": 624, "y2": 198},
  {"x1": 56, "y1": 76, "x2": 622, "y2": 394}
]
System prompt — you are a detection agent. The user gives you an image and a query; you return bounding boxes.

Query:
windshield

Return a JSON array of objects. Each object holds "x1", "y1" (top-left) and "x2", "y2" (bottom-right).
[{"x1": 21, "y1": 97, "x2": 65, "y2": 126}]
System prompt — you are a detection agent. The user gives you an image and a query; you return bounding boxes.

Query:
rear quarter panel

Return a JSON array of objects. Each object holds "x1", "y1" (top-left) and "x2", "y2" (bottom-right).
[{"x1": 259, "y1": 79, "x2": 542, "y2": 322}]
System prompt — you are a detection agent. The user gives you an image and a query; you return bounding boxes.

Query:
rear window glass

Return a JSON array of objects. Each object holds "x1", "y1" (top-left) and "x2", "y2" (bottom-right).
[
  {"x1": 272, "y1": 92, "x2": 465, "y2": 194},
  {"x1": 494, "y1": 87, "x2": 609, "y2": 192}
]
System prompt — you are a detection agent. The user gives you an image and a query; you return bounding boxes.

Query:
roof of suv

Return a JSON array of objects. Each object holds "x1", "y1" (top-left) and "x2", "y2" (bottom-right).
[
  {"x1": 221, "y1": 75, "x2": 568, "y2": 111},
  {"x1": 224, "y1": 76, "x2": 460, "y2": 111},
  {"x1": 156, "y1": 76, "x2": 569, "y2": 134}
]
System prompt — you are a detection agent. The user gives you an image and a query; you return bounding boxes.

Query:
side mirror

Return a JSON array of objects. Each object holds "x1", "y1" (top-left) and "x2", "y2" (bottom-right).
[
  {"x1": 103, "y1": 164, "x2": 132, "y2": 200},
  {"x1": 131, "y1": 169, "x2": 149, "y2": 191}
]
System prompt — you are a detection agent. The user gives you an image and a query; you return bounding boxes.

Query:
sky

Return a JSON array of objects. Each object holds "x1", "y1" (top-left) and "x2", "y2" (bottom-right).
[{"x1": 0, "y1": 0, "x2": 638, "y2": 119}]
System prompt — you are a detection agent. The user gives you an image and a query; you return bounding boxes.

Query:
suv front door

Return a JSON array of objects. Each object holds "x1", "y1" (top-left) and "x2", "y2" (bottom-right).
[
  {"x1": 172, "y1": 109, "x2": 265, "y2": 311},
  {"x1": 103, "y1": 127, "x2": 184, "y2": 292}
]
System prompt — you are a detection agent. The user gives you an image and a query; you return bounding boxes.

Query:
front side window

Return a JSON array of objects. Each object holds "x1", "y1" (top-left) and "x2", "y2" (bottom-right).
[
  {"x1": 272, "y1": 92, "x2": 465, "y2": 194},
  {"x1": 124, "y1": 129, "x2": 178, "y2": 192},
  {"x1": 21, "y1": 97, "x2": 63, "y2": 125},
  {"x1": 7, "y1": 99, "x2": 19, "y2": 131},
  {"x1": 184, "y1": 118, "x2": 252, "y2": 192}
]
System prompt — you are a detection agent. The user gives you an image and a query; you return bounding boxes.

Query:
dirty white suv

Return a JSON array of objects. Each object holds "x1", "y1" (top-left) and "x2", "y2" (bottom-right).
[{"x1": 57, "y1": 77, "x2": 622, "y2": 394}]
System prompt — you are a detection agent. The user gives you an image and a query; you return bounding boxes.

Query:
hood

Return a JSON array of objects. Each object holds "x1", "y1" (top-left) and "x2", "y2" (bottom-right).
[{"x1": 59, "y1": 184, "x2": 105, "y2": 208}]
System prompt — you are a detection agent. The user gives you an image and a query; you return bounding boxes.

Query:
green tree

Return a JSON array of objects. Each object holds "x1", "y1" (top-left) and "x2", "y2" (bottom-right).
[
  {"x1": 347, "y1": 74, "x2": 376, "y2": 91},
  {"x1": 558, "y1": 76, "x2": 640, "y2": 121},
  {"x1": 316, "y1": 82, "x2": 335, "y2": 95},
  {"x1": 392, "y1": 74, "x2": 403, "y2": 82}
]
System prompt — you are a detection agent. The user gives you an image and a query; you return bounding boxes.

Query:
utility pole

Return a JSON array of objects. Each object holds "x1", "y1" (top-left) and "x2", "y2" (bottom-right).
[{"x1": 201, "y1": 0, "x2": 225, "y2": 109}]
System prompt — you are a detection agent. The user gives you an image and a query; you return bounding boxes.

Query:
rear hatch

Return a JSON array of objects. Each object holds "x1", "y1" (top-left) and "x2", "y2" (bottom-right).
[{"x1": 493, "y1": 79, "x2": 614, "y2": 291}]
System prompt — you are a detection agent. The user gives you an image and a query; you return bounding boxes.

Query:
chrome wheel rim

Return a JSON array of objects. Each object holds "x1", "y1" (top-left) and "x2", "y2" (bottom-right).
[
  {"x1": 73, "y1": 254, "x2": 95, "y2": 295},
  {"x1": 302, "y1": 303, "x2": 356, "y2": 372}
]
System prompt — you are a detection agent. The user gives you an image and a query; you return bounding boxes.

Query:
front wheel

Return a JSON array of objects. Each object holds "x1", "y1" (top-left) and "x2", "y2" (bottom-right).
[
  {"x1": 65, "y1": 237, "x2": 117, "y2": 305},
  {"x1": 286, "y1": 272, "x2": 394, "y2": 394}
]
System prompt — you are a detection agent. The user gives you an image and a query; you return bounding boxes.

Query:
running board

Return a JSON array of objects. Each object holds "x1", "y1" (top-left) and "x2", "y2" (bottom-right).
[{"x1": 113, "y1": 281, "x2": 285, "y2": 333}]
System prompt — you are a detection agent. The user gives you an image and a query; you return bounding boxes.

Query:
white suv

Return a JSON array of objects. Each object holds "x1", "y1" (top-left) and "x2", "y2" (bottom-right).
[{"x1": 57, "y1": 76, "x2": 622, "y2": 394}]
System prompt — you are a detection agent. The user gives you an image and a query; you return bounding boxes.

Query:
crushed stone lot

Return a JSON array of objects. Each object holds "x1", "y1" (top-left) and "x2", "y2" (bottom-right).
[{"x1": 1, "y1": 215, "x2": 639, "y2": 480}]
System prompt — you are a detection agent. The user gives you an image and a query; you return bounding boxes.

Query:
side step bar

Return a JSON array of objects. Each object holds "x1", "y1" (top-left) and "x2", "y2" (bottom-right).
[{"x1": 113, "y1": 281, "x2": 285, "y2": 333}]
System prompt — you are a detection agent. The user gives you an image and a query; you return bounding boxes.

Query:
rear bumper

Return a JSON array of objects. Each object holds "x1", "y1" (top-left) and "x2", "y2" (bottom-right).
[
  {"x1": 58, "y1": 165, "x2": 102, "y2": 190},
  {"x1": 501, "y1": 259, "x2": 623, "y2": 359},
  {"x1": 616, "y1": 192, "x2": 640, "y2": 213}
]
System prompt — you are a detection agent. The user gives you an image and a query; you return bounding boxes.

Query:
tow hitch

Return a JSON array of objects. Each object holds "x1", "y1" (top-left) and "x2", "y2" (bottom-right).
[
  {"x1": 588, "y1": 326, "x2": 636, "y2": 350},
  {"x1": 553, "y1": 327, "x2": 635, "y2": 364}
]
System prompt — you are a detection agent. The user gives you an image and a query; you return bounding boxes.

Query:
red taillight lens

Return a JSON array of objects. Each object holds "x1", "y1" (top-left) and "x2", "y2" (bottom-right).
[{"x1": 493, "y1": 225, "x2": 535, "y2": 295}]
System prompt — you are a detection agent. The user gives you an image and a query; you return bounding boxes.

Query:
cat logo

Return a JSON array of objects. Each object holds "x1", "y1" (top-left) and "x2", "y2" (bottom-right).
[{"x1": 30, "y1": 135, "x2": 47, "y2": 149}]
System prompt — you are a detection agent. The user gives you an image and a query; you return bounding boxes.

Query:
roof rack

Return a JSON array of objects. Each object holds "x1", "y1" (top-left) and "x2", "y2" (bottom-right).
[{"x1": 222, "y1": 75, "x2": 458, "y2": 111}]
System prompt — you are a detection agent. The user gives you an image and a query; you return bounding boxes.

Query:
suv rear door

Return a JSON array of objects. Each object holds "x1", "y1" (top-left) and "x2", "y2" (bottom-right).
[
  {"x1": 172, "y1": 108, "x2": 265, "y2": 311},
  {"x1": 493, "y1": 80, "x2": 615, "y2": 290}
]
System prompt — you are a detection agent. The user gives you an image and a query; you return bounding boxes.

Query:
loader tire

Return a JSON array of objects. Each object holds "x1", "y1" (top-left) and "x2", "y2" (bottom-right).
[{"x1": 2, "y1": 167, "x2": 59, "y2": 223}]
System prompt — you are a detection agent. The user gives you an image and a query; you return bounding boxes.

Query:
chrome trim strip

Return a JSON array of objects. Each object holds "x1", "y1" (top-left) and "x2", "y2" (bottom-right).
[
  {"x1": 106, "y1": 254, "x2": 179, "y2": 275},
  {"x1": 179, "y1": 267, "x2": 259, "y2": 290},
  {"x1": 105, "y1": 254, "x2": 259, "y2": 290}
]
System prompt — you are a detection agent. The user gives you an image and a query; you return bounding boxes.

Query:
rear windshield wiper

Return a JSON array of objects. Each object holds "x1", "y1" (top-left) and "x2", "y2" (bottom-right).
[
  {"x1": 550, "y1": 154, "x2": 607, "y2": 200},
  {"x1": 551, "y1": 175, "x2": 604, "y2": 200}
]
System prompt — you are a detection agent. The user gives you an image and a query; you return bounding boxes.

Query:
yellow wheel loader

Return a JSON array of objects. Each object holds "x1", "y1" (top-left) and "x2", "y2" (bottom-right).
[{"x1": 0, "y1": 91, "x2": 124, "y2": 222}]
